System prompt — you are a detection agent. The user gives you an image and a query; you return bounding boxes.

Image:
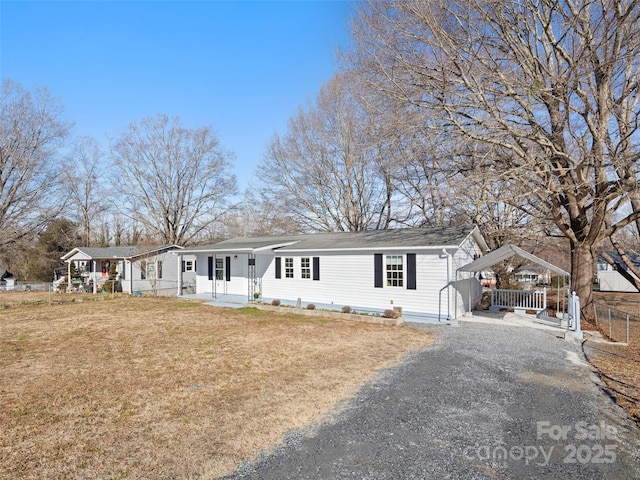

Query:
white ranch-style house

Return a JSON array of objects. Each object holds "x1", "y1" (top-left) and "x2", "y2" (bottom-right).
[
  {"x1": 61, "y1": 245, "x2": 196, "y2": 295},
  {"x1": 177, "y1": 225, "x2": 489, "y2": 321}
]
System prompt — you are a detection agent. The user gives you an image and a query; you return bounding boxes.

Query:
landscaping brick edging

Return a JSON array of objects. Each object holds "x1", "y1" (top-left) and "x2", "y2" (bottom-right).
[{"x1": 250, "y1": 303, "x2": 405, "y2": 327}]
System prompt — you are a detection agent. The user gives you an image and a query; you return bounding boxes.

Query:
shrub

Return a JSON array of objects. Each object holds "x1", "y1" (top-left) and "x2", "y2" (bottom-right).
[
  {"x1": 341, "y1": 305, "x2": 352, "y2": 314},
  {"x1": 101, "y1": 280, "x2": 121, "y2": 294},
  {"x1": 382, "y1": 309, "x2": 400, "y2": 319},
  {"x1": 271, "y1": 299, "x2": 281, "y2": 306},
  {"x1": 306, "y1": 303, "x2": 316, "y2": 310}
]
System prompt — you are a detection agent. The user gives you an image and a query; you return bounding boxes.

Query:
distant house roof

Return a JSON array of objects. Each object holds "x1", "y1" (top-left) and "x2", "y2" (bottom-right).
[
  {"x1": 0, "y1": 270, "x2": 14, "y2": 282},
  {"x1": 598, "y1": 251, "x2": 640, "y2": 269},
  {"x1": 61, "y1": 245, "x2": 182, "y2": 261},
  {"x1": 181, "y1": 225, "x2": 488, "y2": 254}
]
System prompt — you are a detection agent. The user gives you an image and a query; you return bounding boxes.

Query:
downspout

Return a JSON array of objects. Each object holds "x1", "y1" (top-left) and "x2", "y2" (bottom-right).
[
  {"x1": 92, "y1": 260, "x2": 97, "y2": 294},
  {"x1": 175, "y1": 252, "x2": 182, "y2": 297},
  {"x1": 443, "y1": 248, "x2": 452, "y2": 321}
]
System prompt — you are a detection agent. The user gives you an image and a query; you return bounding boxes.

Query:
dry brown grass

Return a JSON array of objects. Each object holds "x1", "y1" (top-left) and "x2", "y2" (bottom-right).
[
  {"x1": 0, "y1": 290, "x2": 95, "y2": 308},
  {"x1": 0, "y1": 294, "x2": 433, "y2": 479},
  {"x1": 583, "y1": 292, "x2": 640, "y2": 427}
]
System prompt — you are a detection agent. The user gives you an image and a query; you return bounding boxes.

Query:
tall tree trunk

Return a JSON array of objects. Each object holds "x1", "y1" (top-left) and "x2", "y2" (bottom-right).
[{"x1": 570, "y1": 243, "x2": 594, "y2": 317}]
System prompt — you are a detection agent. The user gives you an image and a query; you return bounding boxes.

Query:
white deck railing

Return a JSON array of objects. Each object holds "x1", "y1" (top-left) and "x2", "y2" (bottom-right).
[{"x1": 490, "y1": 288, "x2": 547, "y2": 312}]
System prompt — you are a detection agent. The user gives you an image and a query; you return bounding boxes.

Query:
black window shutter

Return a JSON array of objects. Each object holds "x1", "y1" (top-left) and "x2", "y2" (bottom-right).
[
  {"x1": 313, "y1": 257, "x2": 320, "y2": 281},
  {"x1": 374, "y1": 254, "x2": 383, "y2": 288},
  {"x1": 225, "y1": 256, "x2": 231, "y2": 281},
  {"x1": 407, "y1": 253, "x2": 416, "y2": 290},
  {"x1": 275, "y1": 257, "x2": 281, "y2": 279},
  {"x1": 208, "y1": 256, "x2": 213, "y2": 280},
  {"x1": 181, "y1": 260, "x2": 185, "y2": 273}
]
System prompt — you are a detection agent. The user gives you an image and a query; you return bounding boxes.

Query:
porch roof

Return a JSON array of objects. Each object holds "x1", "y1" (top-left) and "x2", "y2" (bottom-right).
[{"x1": 458, "y1": 244, "x2": 570, "y2": 277}]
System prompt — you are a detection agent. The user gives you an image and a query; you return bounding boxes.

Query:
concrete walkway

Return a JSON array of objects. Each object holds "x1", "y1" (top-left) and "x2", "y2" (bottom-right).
[
  {"x1": 460, "y1": 310, "x2": 569, "y2": 334},
  {"x1": 224, "y1": 322, "x2": 640, "y2": 480}
]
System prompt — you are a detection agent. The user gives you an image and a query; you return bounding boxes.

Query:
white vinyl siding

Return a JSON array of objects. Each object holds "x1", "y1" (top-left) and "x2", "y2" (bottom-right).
[
  {"x1": 126, "y1": 251, "x2": 181, "y2": 296},
  {"x1": 260, "y1": 251, "x2": 450, "y2": 317},
  {"x1": 194, "y1": 253, "x2": 251, "y2": 296}
]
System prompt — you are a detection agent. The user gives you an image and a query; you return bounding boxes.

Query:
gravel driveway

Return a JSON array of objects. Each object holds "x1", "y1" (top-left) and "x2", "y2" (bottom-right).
[{"x1": 224, "y1": 322, "x2": 640, "y2": 479}]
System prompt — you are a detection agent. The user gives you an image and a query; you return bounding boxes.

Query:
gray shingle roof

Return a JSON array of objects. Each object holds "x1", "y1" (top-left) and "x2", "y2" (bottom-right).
[
  {"x1": 184, "y1": 225, "x2": 480, "y2": 253},
  {"x1": 62, "y1": 245, "x2": 179, "y2": 260}
]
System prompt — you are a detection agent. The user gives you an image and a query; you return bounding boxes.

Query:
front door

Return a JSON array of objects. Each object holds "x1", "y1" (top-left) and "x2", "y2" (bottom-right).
[
  {"x1": 208, "y1": 256, "x2": 232, "y2": 297},
  {"x1": 215, "y1": 257, "x2": 226, "y2": 295}
]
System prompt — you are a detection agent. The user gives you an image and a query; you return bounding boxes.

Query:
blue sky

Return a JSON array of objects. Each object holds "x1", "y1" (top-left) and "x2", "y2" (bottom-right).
[{"x1": 1, "y1": 0, "x2": 355, "y2": 189}]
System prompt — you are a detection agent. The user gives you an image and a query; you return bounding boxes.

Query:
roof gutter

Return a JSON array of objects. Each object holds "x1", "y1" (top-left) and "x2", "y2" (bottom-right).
[{"x1": 277, "y1": 245, "x2": 461, "y2": 253}]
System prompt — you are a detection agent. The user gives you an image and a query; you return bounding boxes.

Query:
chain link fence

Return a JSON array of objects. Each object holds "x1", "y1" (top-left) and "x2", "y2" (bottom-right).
[
  {"x1": 0, "y1": 281, "x2": 54, "y2": 292},
  {"x1": 593, "y1": 301, "x2": 640, "y2": 345}
]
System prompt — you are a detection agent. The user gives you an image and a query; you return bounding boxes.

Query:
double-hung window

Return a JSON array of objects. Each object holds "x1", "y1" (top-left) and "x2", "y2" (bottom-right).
[
  {"x1": 386, "y1": 255, "x2": 403, "y2": 287},
  {"x1": 301, "y1": 257, "x2": 310, "y2": 279},
  {"x1": 285, "y1": 257, "x2": 294, "y2": 278}
]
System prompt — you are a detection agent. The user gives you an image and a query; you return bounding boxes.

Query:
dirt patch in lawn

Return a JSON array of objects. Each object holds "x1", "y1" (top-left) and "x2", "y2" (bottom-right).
[{"x1": 0, "y1": 296, "x2": 433, "y2": 479}]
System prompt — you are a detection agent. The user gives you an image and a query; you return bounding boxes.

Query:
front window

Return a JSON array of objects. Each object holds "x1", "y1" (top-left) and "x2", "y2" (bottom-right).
[
  {"x1": 301, "y1": 257, "x2": 310, "y2": 279},
  {"x1": 140, "y1": 260, "x2": 146, "y2": 280},
  {"x1": 157, "y1": 261, "x2": 163, "y2": 279},
  {"x1": 186, "y1": 261, "x2": 194, "y2": 271},
  {"x1": 215, "y1": 257, "x2": 224, "y2": 280},
  {"x1": 386, "y1": 255, "x2": 403, "y2": 287},
  {"x1": 285, "y1": 257, "x2": 294, "y2": 278}
]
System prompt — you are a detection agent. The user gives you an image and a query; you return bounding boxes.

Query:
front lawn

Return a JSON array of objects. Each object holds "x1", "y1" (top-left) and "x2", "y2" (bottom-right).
[{"x1": 0, "y1": 296, "x2": 433, "y2": 479}]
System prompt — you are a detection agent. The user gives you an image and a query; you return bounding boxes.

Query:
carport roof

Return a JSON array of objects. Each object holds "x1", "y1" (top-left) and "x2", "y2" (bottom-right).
[{"x1": 458, "y1": 244, "x2": 570, "y2": 277}]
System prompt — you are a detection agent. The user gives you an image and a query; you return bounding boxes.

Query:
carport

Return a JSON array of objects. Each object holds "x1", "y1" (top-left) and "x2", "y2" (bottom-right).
[{"x1": 456, "y1": 244, "x2": 571, "y2": 318}]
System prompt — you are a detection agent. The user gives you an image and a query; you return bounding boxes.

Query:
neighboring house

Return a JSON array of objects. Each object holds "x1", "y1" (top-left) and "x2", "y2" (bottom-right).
[
  {"x1": 514, "y1": 265, "x2": 552, "y2": 287},
  {"x1": 61, "y1": 245, "x2": 196, "y2": 295},
  {"x1": 0, "y1": 270, "x2": 15, "y2": 291},
  {"x1": 177, "y1": 225, "x2": 489, "y2": 321},
  {"x1": 596, "y1": 252, "x2": 640, "y2": 293}
]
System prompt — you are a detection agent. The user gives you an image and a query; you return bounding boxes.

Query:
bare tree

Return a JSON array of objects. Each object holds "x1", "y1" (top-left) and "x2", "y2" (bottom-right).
[
  {"x1": 0, "y1": 79, "x2": 71, "y2": 251},
  {"x1": 63, "y1": 136, "x2": 106, "y2": 246},
  {"x1": 207, "y1": 188, "x2": 304, "y2": 241},
  {"x1": 349, "y1": 0, "x2": 640, "y2": 309},
  {"x1": 259, "y1": 74, "x2": 396, "y2": 232},
  {"x1": 110, "y1": 114, "x2": 238, "y2": 246}
]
